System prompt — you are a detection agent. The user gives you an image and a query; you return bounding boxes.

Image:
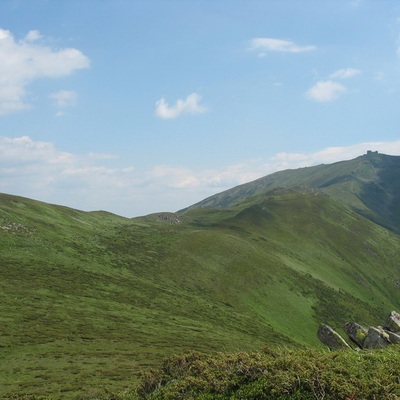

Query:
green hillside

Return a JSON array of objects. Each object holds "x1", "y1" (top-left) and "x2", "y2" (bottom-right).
[
  {"x1": 183, "y1": 152, "x2": 400, "y2": 233},
  {"x1": 1, "y1": 176, "x2": 400, "y2": 398}
]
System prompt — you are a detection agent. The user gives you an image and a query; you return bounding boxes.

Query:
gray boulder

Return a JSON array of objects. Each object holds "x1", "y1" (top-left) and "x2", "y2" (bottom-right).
[
  {"x1": 381, "y1": 327, "x2": 400, "y2": 344},
  {"x1": 344, "y1": 322, "x2": 368, "y2": 348},
  {"x1": 385, "y1": 311, "x2": 400, "y2": 333},
  {"x1": 317, "y1": 324, "x2": 350, "y2": 350},
  {"x1": 362, "y1": 327, "x2": 391, "y2": 349}
]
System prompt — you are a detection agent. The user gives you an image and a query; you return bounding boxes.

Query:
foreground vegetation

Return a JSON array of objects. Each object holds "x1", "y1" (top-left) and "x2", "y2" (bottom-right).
[
  {"x1": 4, "y1": 347, "x2": 400, "y2": 399},
  {"x1": 137, "y1": 347, "x2": 400, "y2": 399}
]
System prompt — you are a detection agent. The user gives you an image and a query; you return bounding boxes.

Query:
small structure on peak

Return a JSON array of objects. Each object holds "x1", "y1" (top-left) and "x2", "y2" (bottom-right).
[{"x1": 366, "y1": 150, "x2": 378, "y2": 156}]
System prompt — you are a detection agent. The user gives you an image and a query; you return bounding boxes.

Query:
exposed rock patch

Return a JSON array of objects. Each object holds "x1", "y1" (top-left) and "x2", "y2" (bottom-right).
[
  {"x1": 318, "y1": 310, "x2": 400, "y2": 350},
  {"x1": 317, "y1": 324, "x2": 351, "y2": 351},
  {"x1": 344, "y1": 321, "x2": 368, "y2": 348},
  {"x1": 363, "y1": 327, "x2": 391, "y2": 349},
  {"x1": 385, "y1": 310, "x2": 400, "y2": 333},
  {"x1": 0, "y1": 220, "x2": 34, "y2": 233},
  {"x1": 139, "y1": 212, "x2": 187, "y2": 225}
]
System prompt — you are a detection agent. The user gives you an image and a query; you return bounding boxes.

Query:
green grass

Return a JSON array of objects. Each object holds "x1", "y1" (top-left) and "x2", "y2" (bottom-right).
[
  {"x1": 5, "y1": 347, "x2": 400, "y2": 399},
  {"x1": 1, "y1": 190, "x2": 400, "y2": 397}
]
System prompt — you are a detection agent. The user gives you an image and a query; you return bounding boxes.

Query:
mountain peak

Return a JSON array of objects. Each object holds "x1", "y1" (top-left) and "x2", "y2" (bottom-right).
[{"x1": 182, "y1": 153, "x2": 400, "y2": 233}]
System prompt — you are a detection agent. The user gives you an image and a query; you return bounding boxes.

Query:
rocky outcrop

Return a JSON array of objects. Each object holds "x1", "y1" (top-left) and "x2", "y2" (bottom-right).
[
  {"x1": 362, "y1": 327, "x2": 391, "y2": 349},
  {"x1": 0, "y1": 220, "x2": 34, "y2": 233},
  {"x1": 317, "y1": 324, "x2": 350, "y2": 351},
  {"x1": 138, "y1": 212, "x2": 187, "y2": 225},
  {"x1": 382, "y1": 328, "x2": 400, "y2": 344},
  {"x1": 318, "y1": 311, "x2": 400, "y2": 351},
  {"x1": 384, "y1": 311, "x2": 400, "y2": 333},
  {"x1": 344, "y1": 322, "x2": 367, "y2": 348}
]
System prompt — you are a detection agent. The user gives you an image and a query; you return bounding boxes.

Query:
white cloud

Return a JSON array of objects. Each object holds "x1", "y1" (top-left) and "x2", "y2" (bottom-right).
[
  {"x1": 24, "y1": 30, "x2": 42, "y2": 42},
  {"x1": 0, "y1": 136, "x2": 70, "y2": 163},
  {"x1": 306, "y1": 69, "x2": 359, "y2": 103},
  {"x1": 330, "y1": 68, "x2": 361, "y2": 79},
  {"x1": 0, "y1": 136, "x2": 269, "y2": 215},
  {"x1": 50, "y1": 90, "x2": 77, "y2": 108},
  {"x1": 1, "y1": 135, "x2": 400, "y2": 217},
  {"x1": 0, "y1": 28, "x2": 89, "y2": 115},
  {"x1": 0, "y1": 135, "x2": 139, "y2": 213},
  {"x1": 249, "y1": 38, "x2": 316, "y2": 56},
  {"x1": 306, "y1": 80, "x2": 348, "y2": 102},
  {"x1": 155, "y1": 92, "x2": 206, "y2": 119}
]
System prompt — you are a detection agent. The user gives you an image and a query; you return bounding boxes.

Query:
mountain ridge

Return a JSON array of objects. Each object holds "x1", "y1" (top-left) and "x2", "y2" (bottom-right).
[{"x1": 181, "y1": 151, "x2": 400, "y2": 233}]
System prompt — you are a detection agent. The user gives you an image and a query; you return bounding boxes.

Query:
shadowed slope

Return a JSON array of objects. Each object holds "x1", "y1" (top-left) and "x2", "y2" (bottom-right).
[{"x1": 182, "y1": 152, "x2": 400, "y2": 233}]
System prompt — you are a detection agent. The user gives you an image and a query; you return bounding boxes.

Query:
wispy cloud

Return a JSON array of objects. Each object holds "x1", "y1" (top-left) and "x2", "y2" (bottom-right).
[
  {"x1": 0, "y1": 28, "x2": 89, "y2": 115},
  {"x1": 49, "y1": 90, "x2": 77, "y2": 117},
  {"x1": 155, "y1": 92, "x2": 207, "y2": 119},
  {"x1": 249, "y1": 38, "x2": 316, "y2": 57},
  {"x1": 1, "y1": 136, "x2": 399, "y2": 217},
  {"x1": 330, "y1": 68, "x2": 361, "y2": 79},
  {"x1": 306, "y1": 80, "x2": 347, "y2": 102},
  {"x1": 306, "y1": 67, "x2": 360, "y2": 102},
  {"x1": 49, "y1": 90, "x2": 77, "y2": 108}
]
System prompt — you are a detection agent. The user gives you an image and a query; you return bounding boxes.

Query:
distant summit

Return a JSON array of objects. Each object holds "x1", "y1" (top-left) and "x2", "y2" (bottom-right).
[{"x1": 181, "y1": 153, "x2": 400, "y2": 233}]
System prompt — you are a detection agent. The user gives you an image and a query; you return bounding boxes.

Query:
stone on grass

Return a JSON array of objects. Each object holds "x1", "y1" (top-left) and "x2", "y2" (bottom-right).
[
  {"x1": 362, "y1": 327, "x2": 391, "y2": 349},
  {"x1": 385, "y1": 311, "x2": 400, "y2": 333},
  {"x1": 344, "y1": 322, "x2": 368, "y2": 348},
  {"x1": 381, "y1": 327, "x2": 400, "y2": 344},
  {"x1": 317, "y1": 324, "x2": 350, "y2": 351}
]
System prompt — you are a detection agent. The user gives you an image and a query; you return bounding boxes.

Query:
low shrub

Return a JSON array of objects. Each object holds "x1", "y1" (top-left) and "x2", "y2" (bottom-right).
[{"x1": 137, "y1": 347, "x2": 400, "y2": 399}]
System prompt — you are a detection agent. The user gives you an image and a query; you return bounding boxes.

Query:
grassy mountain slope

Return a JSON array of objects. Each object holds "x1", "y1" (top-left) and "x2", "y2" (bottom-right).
[
  {"x1": 1, "y1": 188, "x2": 400, "y2": 398},
  {"x1": 182, "y1": 152, "x2": 400, "y2": 233}
]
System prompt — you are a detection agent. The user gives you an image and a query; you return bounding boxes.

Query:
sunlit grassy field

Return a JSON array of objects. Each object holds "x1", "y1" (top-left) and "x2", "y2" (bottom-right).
[{"x1": 1, "y1": 190, "x2": 400, "y2": 397}]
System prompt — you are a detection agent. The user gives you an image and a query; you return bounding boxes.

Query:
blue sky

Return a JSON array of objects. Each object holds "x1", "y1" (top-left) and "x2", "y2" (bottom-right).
[{"x1": 1, "y1": 0, "x2": 400, "y2": 216}]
